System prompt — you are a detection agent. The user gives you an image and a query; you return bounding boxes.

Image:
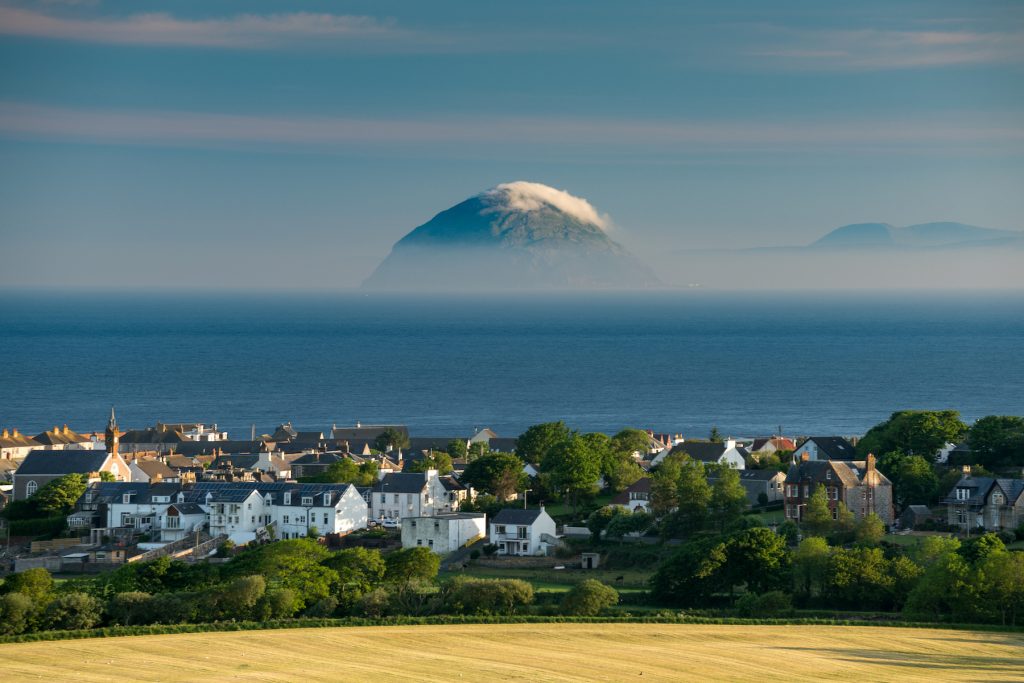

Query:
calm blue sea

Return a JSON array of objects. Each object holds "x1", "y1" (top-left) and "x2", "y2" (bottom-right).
[{"x1": 1, "y1": 290, "x2": 1022, "y2": 439}]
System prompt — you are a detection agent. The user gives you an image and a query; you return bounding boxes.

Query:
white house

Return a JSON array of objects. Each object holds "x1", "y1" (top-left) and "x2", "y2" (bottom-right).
[
  {"x1": 651, "y1": 440, "x2": 748, "y2": 469},
  {"x1": 264, "y1": 484, "x2": 368, "y2": 540},
  {"x1": 610, "y1": 477, "x2": 652, "y2": 513},
  {"x1": 370, "y1": 470, "x2": 449, "y2": 523},
  {"x1": 401, "y1": 512, "x2": 486, "y2": 554},
  {"x1": 159, "y1": 502, "x2": 208, "y2": 542},
  {"x1": 489, "y1": 506, "x2": 558, "y2": 556}
]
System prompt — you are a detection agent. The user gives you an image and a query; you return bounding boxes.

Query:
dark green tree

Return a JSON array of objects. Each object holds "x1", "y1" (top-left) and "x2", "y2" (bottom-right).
[
  {"x1": 560, "y1": 579, "x2": 619, "y2": 615},
  {"x1": 515, "y1": 421, "x2": 571, "y2": 464},
  {"x1": 543, "y1": 434, "x2": 601, "y2": 516},
  {"x1": 802, "y1": 484, "x2": 833, "y2": 537},
  {"x1": 460, "y1": 453, "x2": 528, "y2": 501},
  {"x1": 858, "y1": 410, "x2": 967, "y2": 461},
  {"x1": 384, "y1": 547, "x2": 440, "y2": 587},
  {"x1": 446, "y1": 439, "x2": 468, "y2": 460},
  {"x1": 709, "y1": 467, "x2": 748, "y2": 532},
  {"x1": 374, "y1": 427, "x2": 409, "y2": 453},
  {"x1": 32, "y1": 473, "x2": 88, "y2": 515},
  {"x1": 968, "y1": 415, "x2": 1024, "y2": 468}
]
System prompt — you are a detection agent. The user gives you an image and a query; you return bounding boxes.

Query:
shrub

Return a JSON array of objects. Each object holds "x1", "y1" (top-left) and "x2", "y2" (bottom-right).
[
  {"x1": 444, "y1": 577, "x2": 534, "y2": 615},
  {"x1": 0, "y1": 593, "x2": 34, "y2": 635},
  {"x1": 560, "y1": 580, "x2": 618, "y2": 616},
  {"x1": 304, "y1": 596, "x2": 339, "y2": 617},
  {"x1": 469, "y1": 550, "x2": 481, "y2": 560},
  {"x1": 482, "y1": 544, "x2": 498, "y2": 557},
  {"x1": 997, "y1": 531, "x2": 1017, "y2": 546},
  {"x1": 257, "y1": 588, "x2": 299, "y2": 620},
  {"x1": 43, "y1": 592, "x2": 102, "y2": 631},
  {"x1": 734, "y1": 591, "x2": 793, "y2": 618},
  {"x1": 358, "y1": 588, "x2": 391, "y2": 619},
  {"x1": 148, "y1": 591, "x2": 198, "y2": 624},
  {"x1": 2, "y1": 567, "x2": 55, "y2": 603},
  {"x1": 216, "y1": 540, "x2": 236, "y2": 558},
  {"x1": 214, "y1": 575, "x2": 266, "y2": 621},
  {"x1": 107, "y1": 591, "x2": 153, "y2": 626}
]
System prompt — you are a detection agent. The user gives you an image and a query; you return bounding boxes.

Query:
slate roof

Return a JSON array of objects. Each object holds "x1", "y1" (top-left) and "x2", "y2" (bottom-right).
[
  {"x1": 797, "y1": 436, "x2": 858, "y2": 460},
  {"x1": 211, "y1": 454, "x2": 260, "y2": 470},
  {"x1": 118, "y1": 428, "x2": 187, "y2": 445},
  {"x1": 168, "y1": 502, "x2": 206, "y2": 515},
  {"x1": 132, "y1": 459, "x2": 178, "y2": 480},
  {"x1": 407, "y1": 437, "x2": 459, "y2": 453},
  {"x1": 291, "y1": 452, "x2": 345, "y2": 466},
  {"x1": 785, "y1": 459, "x2": 890, "y2": 489},
  {"x1": 33, "y1": 426, "x2": 92, "y2": 445},
  {"x1": 440, "y1": 475, "x2": 466, "y2": 492},
  {"x1": 668, "y1": 441, "x2": 749, "y2": 463},
  {"x1": 487, "y1": 438, "x2": 519, "y2": 453},
  {"x1": 0, "y1": 430, "x2": 40, "y2": 448},
  {"x1": 170, "y1": 440, "x2": 274, "y2": 456},
  {"x1": 491, "y1": 508, "x2": 545, "y2": 525},
  {"x1": 943, "y1": 476, "x2": 1024, "y2": 506},
  {"x1": 738, "y1": 469, "x2": 786, "y2": 482},
  {"x1": 16, "y1": 450, "x2": 110, "y2": 476},
  {"x1": 372, "y1": 472, "x2": 429, "y2": 494}
]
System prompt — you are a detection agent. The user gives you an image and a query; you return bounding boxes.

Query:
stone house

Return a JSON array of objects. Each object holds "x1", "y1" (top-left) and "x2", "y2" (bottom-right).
[{"x1": 783, "y1": 454, "x2": 894, "y2": 526}]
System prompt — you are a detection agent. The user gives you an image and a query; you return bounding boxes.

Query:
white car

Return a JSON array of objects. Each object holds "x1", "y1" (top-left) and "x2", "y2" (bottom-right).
[{"x1": 379, "y1": 518, "x2": 399, "y2": 529}]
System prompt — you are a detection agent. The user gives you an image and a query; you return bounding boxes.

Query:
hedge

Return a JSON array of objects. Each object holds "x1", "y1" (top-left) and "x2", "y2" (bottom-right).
[{"x1": 2, "y1": 614, "x2": 1022, "y2": 645}]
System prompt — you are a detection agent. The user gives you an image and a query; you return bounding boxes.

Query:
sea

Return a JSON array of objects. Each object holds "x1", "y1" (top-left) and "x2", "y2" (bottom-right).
[{"x1": 1, "y1": 290, "x2": 1022, "y2": 440}]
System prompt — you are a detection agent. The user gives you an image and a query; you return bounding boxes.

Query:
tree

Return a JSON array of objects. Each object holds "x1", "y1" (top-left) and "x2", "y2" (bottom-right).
[
  {"x1": 445, "y1": 577, "x2": 534, "y2": 615},
  {"x1": 709, "y1": 467, "x2": 748, "y2": 532},
  {"x1": 977, "y1": 551, "x2": 1024, "y2": 625},
  {"x1": 903, "y1": 552, "x2": 974, "y2": 622},
  {"x1": 213, "y1": 575, "x2": 266, "y2": 621},
  {"x1": 792, "y1": 536, "x2": 831, "y2": 599},
  {"x1": 709, "y1": 426, "x2": 723, "y2": 443},
  {"x1": 226, "y1": 539, "x2": 335, "y2": 609},
  {"x1": 543, "y1": 434, "x2": 601, "y2": 516},
  {"x1": 650, "y1": 536, "x2": 729, "y2": 606},
  {"x1": 107, "y1": 591, "x2": 154, "y2": 626},
  {"x1": 467, "y1": 441, "x2": 490, "y2": 460},
  {"x1": 384, "y1": 547, "x2": 440, "y2": 587},
  {"x1": 446, "y1": 439, "x2": 468, "y2": 460},
  {"x1": 857, "y1": 410, "x2": 967, "y2": 461},
  {"x1": 959, "y1": 533, "x2": 1006, "y2": 564},
  {"x1": 969, "y1": 415, "x2": 1024, "y2": 468},
  {"x1": 825, "y1": 547, "x2": 895, "y2": 610},
  {"x1": 406, "y1": 450, "x2": 453, "y2": 475},
  {"x1": 307, "y1": 458, "x2": 359, "y2": 484},
  {"x1": 322, "y1": 547, "x2": 386, "y2": 607},
  {"x1": 586, "y1": 506, "x2": 619, "y2": 542},
  {"x1": 854, "y1": 512, "x2": 886, "y2": 546},
  {"x1": 561, "y1": 579, "x2": 618, "y2": 615},
  {"x1": 460, "y1": 453, "x2": 528, "y2": 501},
  {"x1": 877, "y1": 451, "x2": 939, "y2": 510},
  {"x1": 802, "y1": 485, "x2": 833, "y2": 537},
  {"x1": 32, "y1": 473, "x2": 87, "y2": 515},
  {"x1": 516, "y1": 421, "x2": 571, "y2": 464},
  {"x1": 675, "y1": 457, "x2": 711, "y2": 533},
  {"x1": 605, "y1": 509, "x2": 653, "y2": 542},
  {"x1": 98, "y1": 471, "x2": 116, "y2": 482},
  {"x1": 599, "y1": 436, "x2": 644, "y2": 494},
  {"x1": 43, "y1": 591, "x2": 102, "y2": 631},
  {"x1": 374, "y1": 427, "x2": 409, "y2": 453},
  {"x1": 650, "y1": 456, "x2": 682, "y2": 517},
  {"x1": 912, "y1": 536, "x2": 961, "y2": 567},
  {"x1": 723, "y1": 527, "x2": 790, "y2": 595},
  {"x1": 0, "y1": 593, "x2": 34, "y2": 635},
  {"x1": 1, "y1": 567, "x2": 54, "y2": 603}
]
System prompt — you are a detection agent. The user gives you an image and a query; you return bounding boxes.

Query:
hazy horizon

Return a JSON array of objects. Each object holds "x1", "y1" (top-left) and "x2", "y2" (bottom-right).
[{"x1": 1, "y1": 1, "x2": 1022, "y2": 290}]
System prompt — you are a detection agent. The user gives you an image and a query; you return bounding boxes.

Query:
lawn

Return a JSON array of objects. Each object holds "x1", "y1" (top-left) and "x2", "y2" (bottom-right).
[{"x1": 4, "y1": 623, "x2": 1023, "y2": 682}]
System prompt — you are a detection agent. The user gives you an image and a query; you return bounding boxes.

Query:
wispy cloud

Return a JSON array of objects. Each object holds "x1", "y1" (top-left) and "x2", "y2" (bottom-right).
[
  {"x1": 0, "y1": 6, "x2": 395, "y2": 48},
  {"x1": 0, "y1": 102, "x2": 1020, "y2": 154},
  {"x1": 746, "y1": 25, "x2": 1024, "y2": 70}
]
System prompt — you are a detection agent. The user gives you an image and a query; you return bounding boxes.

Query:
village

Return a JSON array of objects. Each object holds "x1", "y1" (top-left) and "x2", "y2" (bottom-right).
[{"x1": 1, "y1": 408, "x2": 1023, "y2": 636}]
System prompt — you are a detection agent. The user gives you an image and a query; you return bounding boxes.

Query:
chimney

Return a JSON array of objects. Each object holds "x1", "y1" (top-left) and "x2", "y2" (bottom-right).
[
  {"x1": 725, "y1": 438, "x2": 736, "y2": 449},
  {"x1": 13, "y1": 429, "x2": 19, "y2": 437},
  {"x1": 866, "y1": 453, "x2": 876, "y2": 472},
  {"x1": 962, "y1": 464, "x2": 971, "y2": 476},
  {"x1": 63, "y1": 425, "x2": 70, "y2": 435},
  {"x1": 1, "y1": 429, "x2": 7, "y2": 439}
]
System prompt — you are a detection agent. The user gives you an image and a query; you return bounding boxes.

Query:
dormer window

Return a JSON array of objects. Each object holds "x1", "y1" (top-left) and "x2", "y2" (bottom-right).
[
  {"x1": 323, "y1": 493, "x2": 331, "y2": 505},
  {"x1": 301, "y1": 496, "x2": 313, "y2": 506},
  {"x1": 992, "y1": 492, "x2": 1004, "y2": 505},
  {"x1": 284, "y1": 492, "x2": 291, "y2": 505},
  {"x1": 955, "y1": 488, "x2": 970, "y2": 501},
  {"x1": 826, "y1": 471, "x2": 832, "y2": 480}
]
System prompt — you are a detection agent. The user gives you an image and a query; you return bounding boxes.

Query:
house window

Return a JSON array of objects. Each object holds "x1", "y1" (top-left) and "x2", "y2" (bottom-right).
[
  {"x1": 121, "y1": 513, "x2": 131, "y2": 526},
  {"x1": 831, "y1": 508, "x2": 838, "y2": 520},
  {"x1": 25, "y1": 480, "x2": 37, "y2": 496},
  {"x1": 496, "y1": 525, "x2": 506, "y2": 534},
  {"x1": 323, "y1": 513, "x2": 328, "y2": 525},
  {"x1": 826, "y1": 471, "x2": 832, "y2": 480},
  {"x1": 284, "y1": 493, "x2": 292, "y2": 505},
  {"x1": 302, "y1": 496, "x2": 313, "y2": 506},
  {"x1": 417, "y1": 539, "x2": 422, "y2": 546},
  {"x1": 518, "y1": 526, "x2": 528, "y2": 539},
  {"x1": 411, "y1": 520, "x2": 417, "y2": 528},
  {"x1": 428, "y1": 539, "x2": 434, "y2": 547},
  {"x1": 956, "y1": 488, "x2": 969, "y2": 501},
  {"x1": 323, "y1": 493, "x2": 331, "y2": 505},
  {"x1": 992, "y1": 493, "x2": 1004, "y2": 505},
  {"x1": 283, "y1": 515, "x2": 290, "y2": 524}
]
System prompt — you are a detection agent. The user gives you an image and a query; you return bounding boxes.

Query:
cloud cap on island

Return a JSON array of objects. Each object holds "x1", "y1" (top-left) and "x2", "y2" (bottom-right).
[{"x1": 484, "y1": 181, "x2": 610, "y2": 231}]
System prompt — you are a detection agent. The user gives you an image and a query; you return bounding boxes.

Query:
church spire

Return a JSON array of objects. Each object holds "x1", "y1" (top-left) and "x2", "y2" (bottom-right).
[{"x1": 105, "y1": 406, "x2": 119, "y2": 456}]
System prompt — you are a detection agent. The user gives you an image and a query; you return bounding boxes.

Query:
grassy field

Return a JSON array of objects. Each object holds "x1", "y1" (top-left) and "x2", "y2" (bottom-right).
[
  {"x1": 443, "y1": 565, "x2": 653, "y2": 591},
  {"x1": 4, "y1": 623, "x2": 1023, "y2": 682}
]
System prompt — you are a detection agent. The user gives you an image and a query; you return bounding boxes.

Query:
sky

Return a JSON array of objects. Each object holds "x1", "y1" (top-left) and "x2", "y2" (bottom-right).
[{"x1": 0, "y1": 0, "x2": 1022, "y2": 289}]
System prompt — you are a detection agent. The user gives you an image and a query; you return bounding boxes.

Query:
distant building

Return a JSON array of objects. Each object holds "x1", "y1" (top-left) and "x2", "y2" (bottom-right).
[
  {"x1": 707, "y1": 469, "x2": 786, "y2": 506},
  {"x1": 610, "y1": 477, "x2": 652, "y2": 513},
  {"x1": 488, "y1": 506, "x2": 558, "y2": 556},
  {"x1": 783, "y1": 454, "x2": 894, "y2": 526},
  {"x1": 14, "y1": 449, "x2": 129, "y2": 500},
  {"x1": 0, "y1": 428, "x2": 42, "y2": 460},
  {"x1": 652, "y1": 439, "x2": 748, "y2": 469},
  {"x1": 370, "y1": 470, "x2": 449, "y2": 523},
  {"x1": 791, "y1": 436, "x2": 857, "y2": 462},
  {"x1": 749, "y1": 437, "x2": 797, "y2": 456},
  {"x1": 944, "y1": 469, "x2": 1024, "y2": 532},
  {"x1": 401, "y1": 512, "x2": 486, "y2": 554},
  {"x1": 33, "y1": 425, "x2": 96, "y2": 451}
]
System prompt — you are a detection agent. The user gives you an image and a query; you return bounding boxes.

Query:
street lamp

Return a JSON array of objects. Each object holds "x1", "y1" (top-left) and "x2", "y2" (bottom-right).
[{"x1": 522, "y1": 488, "x2": 533, "y2": 510}]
